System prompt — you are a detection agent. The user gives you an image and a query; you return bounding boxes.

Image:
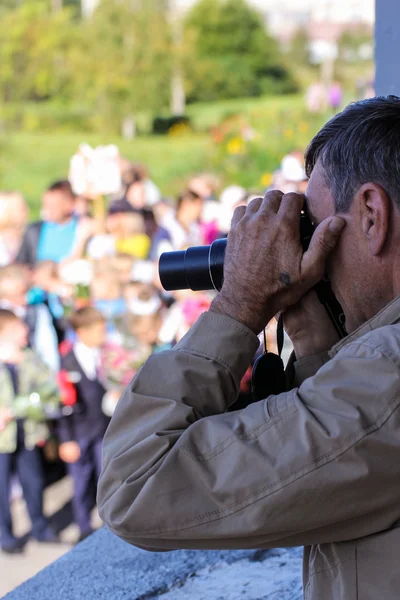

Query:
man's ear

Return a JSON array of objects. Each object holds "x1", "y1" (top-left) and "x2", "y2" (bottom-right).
[{"x1": 358, "y1": 183, "x2": 391, "y2": 255}]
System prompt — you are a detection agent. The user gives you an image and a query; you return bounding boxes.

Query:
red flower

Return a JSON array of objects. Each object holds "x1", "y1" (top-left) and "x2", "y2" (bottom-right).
[
  {"x1": 57, "y1": 370, "x2": 77, "y2": 406},
  {"x1": 59, "y1": 340, "x2": 73, "y2": 357}
]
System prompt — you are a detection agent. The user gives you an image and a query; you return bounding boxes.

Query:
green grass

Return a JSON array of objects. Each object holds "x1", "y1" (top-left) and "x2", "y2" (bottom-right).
[
  {"x1": 187, "y1": 94, "x2": 304, "y2": 130},
  {"x1": 1, "y1": 132, "x2": 211, "y2": 217},
  {"x1": 0, "y1": 93, "x2": 326, "y2": 218}
]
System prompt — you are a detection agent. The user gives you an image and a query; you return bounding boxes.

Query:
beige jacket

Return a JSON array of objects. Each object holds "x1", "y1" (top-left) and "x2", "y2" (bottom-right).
[{"x1": 98, "y1": 296, "x2": 400, "y2": 600}]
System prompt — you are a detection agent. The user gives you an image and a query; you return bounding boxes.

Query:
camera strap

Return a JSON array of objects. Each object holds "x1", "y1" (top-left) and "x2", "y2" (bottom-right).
[{"x1": 251, "y1": 316, "x2": 286, "y2": 401}]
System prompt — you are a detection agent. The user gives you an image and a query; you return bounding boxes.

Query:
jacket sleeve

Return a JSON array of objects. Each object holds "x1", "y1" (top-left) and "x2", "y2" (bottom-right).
[
  {"x1": 56, "y1": 355, "x2": 75, "y2": 444},
  {"x1": 31, "y1": 352, "x2": 61, "y2": 405},
  {"x1": 57, "y1": 417, "x2": 74, "y2": 444},
  {"x1": 98, "y1": 312, "x2": 400, "y2": 551},
  {"x1": 286, "y1": 350, "x2": 331, "y2": 388},
  {"x1": 15, "y1": 222, "x2": 41, "y2": 266}
]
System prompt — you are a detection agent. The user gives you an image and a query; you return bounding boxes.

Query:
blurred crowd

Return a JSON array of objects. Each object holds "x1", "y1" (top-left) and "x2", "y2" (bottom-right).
[{"x1": 0, "y1": 151, "x2": 307, "y2": 554}]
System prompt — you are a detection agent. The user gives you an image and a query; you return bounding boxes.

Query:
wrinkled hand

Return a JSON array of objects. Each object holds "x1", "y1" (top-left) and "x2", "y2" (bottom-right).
[
  {"x1": 210, "y1": 191, "x2": 346, "y2": 335},
  {"x1": 59, "y1": 441, "x2": 81, "y2": 464},
  {"x1": 282, "y1": 290, "x2": 341, "y2": 360},
  {"x1": 0, "y1": 407, "x2": 13, "y2": 432}
]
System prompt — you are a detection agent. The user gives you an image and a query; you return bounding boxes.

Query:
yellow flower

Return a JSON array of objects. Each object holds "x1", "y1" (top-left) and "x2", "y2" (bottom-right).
[
  {"x1": 283, "y1": 128, "x2": 294, "y2": 139},
  {"x1": 260, "y1": 173, "x2": 273, "y2": 187},
  {"x1": 168, "y1": 122, "x2": 191, "y2": 137},
  {"x1": 227, "y1": 137, "x2": 245, "y2": 155},
  {"x1": 298, "y1": 121, "x2": 309, "y2": 134}
]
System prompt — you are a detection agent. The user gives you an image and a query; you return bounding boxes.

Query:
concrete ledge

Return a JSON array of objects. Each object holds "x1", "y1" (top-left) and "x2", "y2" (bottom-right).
[{"x1": 4, "y1": 528, "x2": 303, "y2": 600}]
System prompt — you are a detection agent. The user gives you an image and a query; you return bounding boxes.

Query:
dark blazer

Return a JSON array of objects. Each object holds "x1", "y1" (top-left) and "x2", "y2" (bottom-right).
[
  {"x1": 15, "y1": 221, "x2": 44, "y2": 267},
  {"x1": 58, "y1": 350, "x2": 109, "y2": 444}
]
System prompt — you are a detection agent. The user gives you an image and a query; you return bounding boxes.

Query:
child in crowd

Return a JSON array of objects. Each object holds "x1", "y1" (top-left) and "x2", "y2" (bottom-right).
[
  {"x1": 114, "y1": 212, "x2": 151, "y2": 259},
  {"x1": 0, "y1": 310, "x2": 60, "y2": 554},
  {"x1": 33, "y1": 260, "x2": 74, "y2": 304},
  {"x1": 110, "y1": 253, "x2": 135, "y2": 286},
  {"x1": 57, "y1": 307, "x2": 109, "y2": 542},
  {"x1": 0, "y1": 265, "x2": 60, "y2": 372},
  {"x1": 91, "y1": 270, "x2": 126, "y2": 320},
  {"x1": 129, "y1": 311, "x2": 167, "y2": 353},
  {"x1": 91, "y1": 269, "x2": 126, "y2": 342},
  {"x1": 31, "y1": 260, "x2": 75, "y2": 331}
]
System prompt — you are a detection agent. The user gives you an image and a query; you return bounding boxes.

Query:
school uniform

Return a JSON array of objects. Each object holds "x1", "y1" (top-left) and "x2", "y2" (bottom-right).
[
  {"x1": 58, "y1": 343, "x2": 109, "y2": 536},
  {"x1": 0, "y1": 301, "x2": 60, "y2": 372},
  {"x1": 0, "y1": 353, "x2": 59, "y2": 550}
]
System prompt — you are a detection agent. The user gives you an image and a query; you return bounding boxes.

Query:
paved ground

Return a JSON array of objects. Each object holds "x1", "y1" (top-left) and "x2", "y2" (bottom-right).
[{"x1": 0, "y1": 477, "x2": 101, "y2": 598}]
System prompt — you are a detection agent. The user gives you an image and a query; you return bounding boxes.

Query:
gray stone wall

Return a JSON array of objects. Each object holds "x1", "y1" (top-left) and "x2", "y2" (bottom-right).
[{"x1": 4, "y1": 528, "x2": 303, "y2": 600}]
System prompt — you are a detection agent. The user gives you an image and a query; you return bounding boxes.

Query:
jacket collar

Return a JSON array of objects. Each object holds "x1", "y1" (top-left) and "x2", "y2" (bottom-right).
[{"x1": 329, "y1": 295, "x2": 400, "y2": 357}]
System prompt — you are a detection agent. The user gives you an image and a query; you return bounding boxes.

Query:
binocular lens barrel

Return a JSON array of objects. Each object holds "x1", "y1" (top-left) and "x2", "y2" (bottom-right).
[{"x1": 159, "y1": 238, "x2": 227, "y2": 291}]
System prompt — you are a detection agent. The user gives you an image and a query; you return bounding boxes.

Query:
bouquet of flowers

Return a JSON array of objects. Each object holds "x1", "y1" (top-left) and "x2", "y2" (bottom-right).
[
  {"x1": 59, "y1": 259, "x2": 93, "y2": 311},
  {"x1": 12, "y1": 382, "x2": 61, "y2": 421},
  {"x1": 98, "y1": 342, "x2": 152, "y2": 416}
]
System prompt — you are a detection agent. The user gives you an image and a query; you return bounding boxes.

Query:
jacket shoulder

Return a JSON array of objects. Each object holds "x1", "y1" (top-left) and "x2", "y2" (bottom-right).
[
  {"x1": 349, "y1": 324, "x2": 400, "y2": 370},
  {"x1": 26, "y1": 220, "x2": 44, "y2": 231},
  {"x1": 61, "y1": 350, "x2": 80, "y2": 371}
]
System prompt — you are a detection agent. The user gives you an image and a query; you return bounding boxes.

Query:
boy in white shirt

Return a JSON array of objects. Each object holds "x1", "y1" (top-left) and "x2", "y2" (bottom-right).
[{"x1": 57, "y1": 307, "x2": 108, "y2": 542}]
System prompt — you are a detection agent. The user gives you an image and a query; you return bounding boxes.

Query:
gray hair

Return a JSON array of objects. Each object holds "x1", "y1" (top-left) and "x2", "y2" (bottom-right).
[{"x1": 305, "y1": 96, "x2": 400, "y2": 213}]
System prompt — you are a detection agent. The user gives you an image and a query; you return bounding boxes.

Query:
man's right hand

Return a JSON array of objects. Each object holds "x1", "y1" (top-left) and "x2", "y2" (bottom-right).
[
  {"x1": 59, "y1": 441, "x2": 81, "y2": 464},
  {"x1": 282, "y1": 289, "x2": 342, "y2": 360},
  {"x1": 210, "y1": 190, "x2": 345, "y2": 335}
]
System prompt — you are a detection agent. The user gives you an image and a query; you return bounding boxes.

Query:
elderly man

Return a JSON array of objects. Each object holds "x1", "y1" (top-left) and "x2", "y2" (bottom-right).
[{"x1": 98, "y1": 96, "x2": 400, "y2": 599}]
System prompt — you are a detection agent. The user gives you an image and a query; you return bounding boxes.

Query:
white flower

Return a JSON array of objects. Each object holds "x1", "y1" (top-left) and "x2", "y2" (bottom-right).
[{"x1": 59, "y1": 260, "x2": 93, "y2": 286}]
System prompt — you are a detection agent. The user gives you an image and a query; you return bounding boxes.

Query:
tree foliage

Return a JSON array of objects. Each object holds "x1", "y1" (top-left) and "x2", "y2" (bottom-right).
[
  {"x1": 337, "y1": 26, "x2": 373, "y2": 64},
  {"x1": 73, "y1": 0, "x2": 173, "y2": 129},
  {"x1": 0, "y1": 1, "x2": 76, "y2": 102},
  {"x1": 184, "y1": 0, "x2": 297, "y2": 102},
  {"x1": 0, "y1": 0, "x2": 298, "y2": 132}
]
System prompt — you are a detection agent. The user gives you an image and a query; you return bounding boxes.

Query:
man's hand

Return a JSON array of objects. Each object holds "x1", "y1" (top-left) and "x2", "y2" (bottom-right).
[
  {"x1": 282, "y1": 290, "x2": 341, "y2": 360},
  {"x1": 0, "y1": 407, "x2": 13, "y2": 432},
  {"x1": 210, "y1": 191, "x2": 345, "y2": 334},
  {"x1": 59, "y1": 441, "x2": 81, "y2": 464}
]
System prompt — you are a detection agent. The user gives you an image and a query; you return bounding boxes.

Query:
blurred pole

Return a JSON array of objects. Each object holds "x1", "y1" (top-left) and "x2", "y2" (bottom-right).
[
  {"x1": 51, "y1": 0, "x2": 63, "y2": 11},
  {"x1": 375, "y1": 0, "x2": 400, "y2": 95},
  {"x1": 169, "y1": 0, "x2": 186, "y2": 116},
  {"x1": 81, "y1": 0, "x2": 99, "y2": 19}
]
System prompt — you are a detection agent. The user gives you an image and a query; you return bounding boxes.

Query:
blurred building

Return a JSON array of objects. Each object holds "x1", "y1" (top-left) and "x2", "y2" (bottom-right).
[
  {"x1": 259, "y1": 0, "x2": 374, "y2": 43},
  {"x1": 177, "y1": 0, "x2": 374, "y2": 42}
]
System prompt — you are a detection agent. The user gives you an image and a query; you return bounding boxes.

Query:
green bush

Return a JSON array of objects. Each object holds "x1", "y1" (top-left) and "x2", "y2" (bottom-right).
[
  {"x1": 152, "y1": 115, "x2": 192, "y2": 135},
  {"x1": 0, "y1": 102, "x2": 97, "y2": 133}
]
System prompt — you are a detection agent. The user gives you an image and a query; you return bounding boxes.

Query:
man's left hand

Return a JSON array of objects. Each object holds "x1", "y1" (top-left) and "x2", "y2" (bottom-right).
[{"x1": 210, "y1": 191, "x2": 345, "y2": 335}]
